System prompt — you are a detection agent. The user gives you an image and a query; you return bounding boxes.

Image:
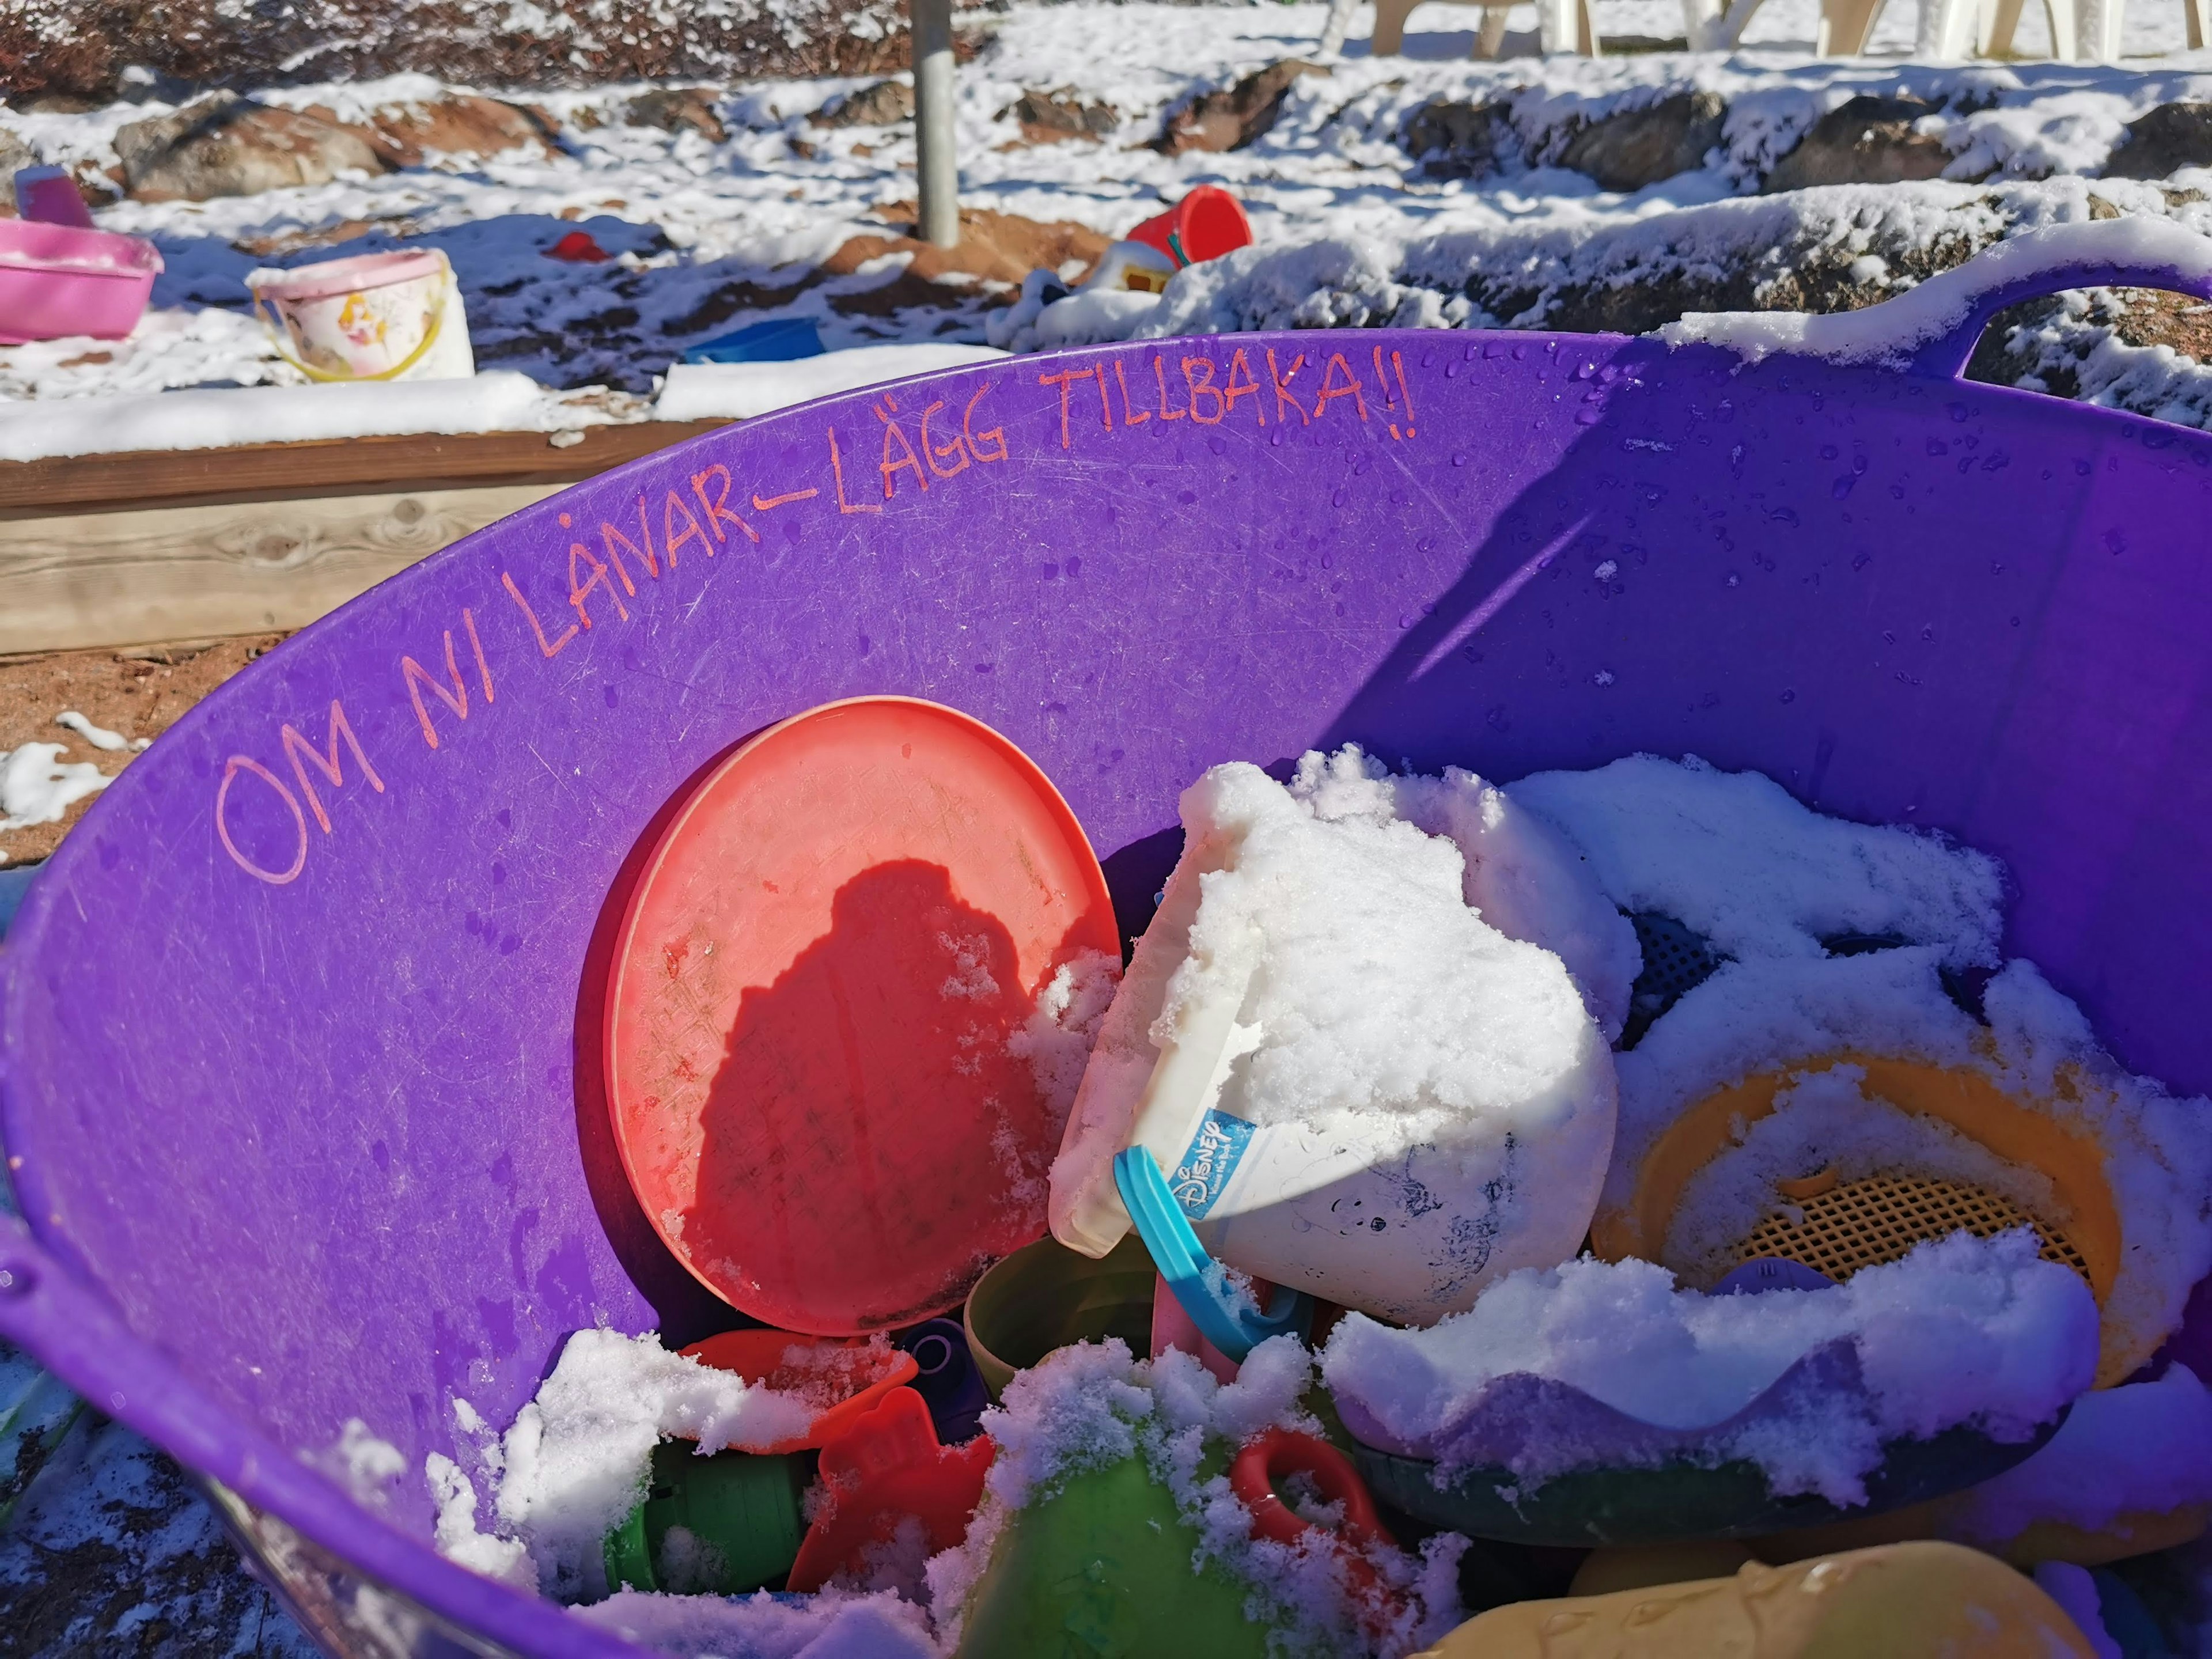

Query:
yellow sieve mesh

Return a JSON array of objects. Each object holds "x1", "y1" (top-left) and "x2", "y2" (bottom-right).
[{"x1": 1736, "y1": 1175, "x2": 2093, "y2": 1290}]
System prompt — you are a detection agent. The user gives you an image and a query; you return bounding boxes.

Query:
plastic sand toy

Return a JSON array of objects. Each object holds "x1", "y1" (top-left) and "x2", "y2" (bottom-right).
[
  {"x1": 1050, "y1": 757, "x2": 1618, "y2": 1327},
  {"x1": 1416, "y1": 1541, "x2": 2101, "y2": 1658},
  {"x1": 601, "y1": 1441, "x2": 810, "y2": 1596},
  {"x1": 10, "y1": 222, "x2": 2212, "y2": 1654},
  {"x1": 785, "y1": 1387, "x2": 992, "y2": 1593},
  {"x1": 963, "y1": 1233, "x2": 1157, "y2": 1397},
  {"x1": 954, "y1": 1450, "x2": 1278, "y2": 1659},
  {"x1": 605, "y1": 696, "x2": 1119, "y2": 1334}
]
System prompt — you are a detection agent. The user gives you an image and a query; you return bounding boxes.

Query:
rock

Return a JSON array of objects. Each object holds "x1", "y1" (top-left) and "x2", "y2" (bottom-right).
[
  {"x1": 1558, "y1": 91, "x2": 1725, "y2": 192},
  {"x1": 816, "y1": 79, "x2": 914, "y2": 128},
  {"x1": 2102, "y1": 103, "x2": 2212, "y2": 180},
  {"x1": 1762, "y1": 94, "x2": 1952, "y2": 192},
  {"x1": 1002, "y1": 89, "x2": 1117, "y2": 145},
  {"x1": 1402, "y1": 99, "x2": 1509, "y2": 181},
  {"x1": 624, "y1": 88, "x2": 727, "y2": 143},
  {"x1": 328, "y1": 94, "x2": 560, "y2": 168},
  {"x1": 114, "y1": 93, "x2": 388, "y2": 203},
  {"x1": 0, "y1": 128, "x2": 34, "y2": 213},
  {"x1": 1156, "y1": 60, "x2": 1327, "y2": 156}
]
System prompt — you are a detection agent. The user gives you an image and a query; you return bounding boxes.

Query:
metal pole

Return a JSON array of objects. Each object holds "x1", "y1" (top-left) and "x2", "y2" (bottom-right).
[{"x1": 911, "y1": 0, "x2": 960, "y2": 249}]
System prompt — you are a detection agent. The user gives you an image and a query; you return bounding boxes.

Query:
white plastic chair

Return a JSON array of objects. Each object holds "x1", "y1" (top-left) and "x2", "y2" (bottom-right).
[{"x1": 1319, "y1": 0, "x2": 1599, "y2": 59}]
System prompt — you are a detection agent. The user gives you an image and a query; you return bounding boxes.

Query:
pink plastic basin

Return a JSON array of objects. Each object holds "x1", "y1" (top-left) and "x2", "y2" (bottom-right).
[{"x1": 0, "y1": 219, "x2": 163, "y2": 346}]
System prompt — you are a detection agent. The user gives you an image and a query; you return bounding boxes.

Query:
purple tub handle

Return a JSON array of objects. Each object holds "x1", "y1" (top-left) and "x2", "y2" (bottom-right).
[
  {"x1": 0, "y1": 1218, "x2": 649, "y2": 1658},
  {"x1": 1907, "y1": 249, "x2": 2212, "y2": 381}
]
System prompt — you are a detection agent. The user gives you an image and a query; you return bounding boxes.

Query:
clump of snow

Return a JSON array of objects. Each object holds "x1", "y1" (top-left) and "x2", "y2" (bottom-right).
[
  {"x1": 1288, "y1": 745, "x2": 1641, "y2": 1041},
  {"x1": 54, "y1": 711, "x2": 148, "y2": 753},
  {"x1": 1006, "y1": 948, "x2": 1123, "y2": 1131},
  {"x1": 1664, "y1": 1061, "x2": 2064, "y2": 1280},
  {"x1": 0, "y1": 741, "x2": 112, "y2": 835},
  {"x1": 1321, "y1": 1230, "x2": 2099, "y2": 1506},
  {"x1": 0, "y1": 373, "x2": 636, "y2": 465},
  {"x1": 927, "y1": 1336, "x2": 1464, "y2": 1659},
  {"x1": 425, "y1": 1452, "x2": 535, "y2": 1590},
  {"x1": 575, "y1": 1586, "x2": 941, "y2": 1659},
  {"x1": 319, "y1": 1419, "x2": 406, "y2": 1510},
  {"x1": 1050, "y1": 748, "x2": 1616, "y2": 1325},
  {"x1": 442, "y1": 1329, "x2": 820, "y2": 1600},
  {"x1": 1940, "y1": 1363, "x2": 2212, "y2": 1547},
  {"x1": 1509, "y1": 753, "x2": 2006, "y2": 966},
  {"x1": 654, "y1": 344, "x2": 1007, "y2": 422},
  {"x1": 1658, "y1": 218, "x2": 2212, "y2": 368}
]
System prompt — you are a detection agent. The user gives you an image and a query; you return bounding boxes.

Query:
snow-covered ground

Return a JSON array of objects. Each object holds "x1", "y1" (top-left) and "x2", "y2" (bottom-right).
[{"x1": 6, "y1": 2, "x2": 2212, "y2": 448}]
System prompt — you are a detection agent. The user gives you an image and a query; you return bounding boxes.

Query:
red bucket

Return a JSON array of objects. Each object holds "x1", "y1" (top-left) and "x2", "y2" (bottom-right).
[{"x1": 1127, "y1": 186, "x2": 1252, "y2": 268}]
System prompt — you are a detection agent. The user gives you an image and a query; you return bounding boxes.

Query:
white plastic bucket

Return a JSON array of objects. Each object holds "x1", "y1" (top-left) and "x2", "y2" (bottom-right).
[{"x1": 246, "y1": 249, "x2": 474, "y2": 384}]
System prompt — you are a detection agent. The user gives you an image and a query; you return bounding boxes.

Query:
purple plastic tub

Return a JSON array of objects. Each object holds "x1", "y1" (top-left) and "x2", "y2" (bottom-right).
[
  {"x1": 0, "y1": 218, "x2": 162, "y2": 345},
  {"x1": 5, "y1": 223, "x2": 2212, "y2": 1656}
]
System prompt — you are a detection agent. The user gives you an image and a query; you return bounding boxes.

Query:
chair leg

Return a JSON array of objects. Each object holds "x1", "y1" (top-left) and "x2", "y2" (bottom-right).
[
  {"x1": 1476, "y1": 6, "x2": 1513, "y2": 56},
  {"x1": 1819, "y1": 0, "x2": 1888, "y2": 54},
  {"x1": 2036, "y1": 0, "x2": 2079, "y2": 55},
  {"x1": 2076, "y1": 0, "x2": 2124, "y2": 59},
  {"x1": 1578, "y1": 0, "x2": 1605, "y2": 51},
  {"x1": 1319, "y1": 0, "x2": 1360, "y2": 56},
  {"x1": 1919, "y1": 0, "x2": 1984, "y2": 57},
  {"x1": 2188, "y1": 0, "x2": 2211, "y2": 50},
  {"x1": 1372, "y1": 0, "x2": 1417, "y2": 55}
]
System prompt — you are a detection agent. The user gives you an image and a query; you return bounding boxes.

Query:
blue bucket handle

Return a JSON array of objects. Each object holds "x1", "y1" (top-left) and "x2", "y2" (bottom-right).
[{"x1": 1113, "y1": 1146, "x2": 1310, "y2": 1361}]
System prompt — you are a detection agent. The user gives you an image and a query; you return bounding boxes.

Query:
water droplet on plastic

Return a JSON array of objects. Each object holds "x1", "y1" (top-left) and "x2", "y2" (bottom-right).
[{"x1": 1779, "y1": 689, "x2": 1797, "y2": 703}]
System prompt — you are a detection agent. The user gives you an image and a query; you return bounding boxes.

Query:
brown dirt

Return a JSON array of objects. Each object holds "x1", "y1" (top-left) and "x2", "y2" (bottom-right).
[
  {"x1": 836, "y1": 205, "x2": 1110, "y2": 289},
  {"x1": 0, "y1": 636, "x2": 282, "y2": 868}
]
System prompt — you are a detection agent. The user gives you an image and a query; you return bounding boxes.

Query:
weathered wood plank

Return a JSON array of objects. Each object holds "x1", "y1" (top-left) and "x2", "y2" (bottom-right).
[
  {"x1": 0, "y1": 483, "x2": 560, "y2": 654},
  {"x1": 0, "y1": 420, "x2": 726, "y2": 516}
]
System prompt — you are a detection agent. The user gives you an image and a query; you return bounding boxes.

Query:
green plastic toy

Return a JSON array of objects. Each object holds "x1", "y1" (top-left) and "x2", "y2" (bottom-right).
[
  {"x1": 963, "y1": 1232, "x2": 1156, "y2": 1399},
  {"x1": 955, "y1": 1453, "x2": 1280, "y2": 1659},
  {"x1": 601, "y1": 1439, "x2": 812, "y2": 1597}
]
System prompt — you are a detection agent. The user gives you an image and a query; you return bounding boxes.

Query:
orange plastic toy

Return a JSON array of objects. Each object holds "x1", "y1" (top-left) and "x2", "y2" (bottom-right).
[
  {"x1": 1232, "y1": 1427, "x2": 1407, "y2": 1634},
  {"x1": 605, "y1": 697, "x2": 1120, "y2": 1334},
  {"x1": 786, "y1": 1387, "x2": 995, "y2": 1593},
  {"x1": 679, "y1": 1329, "x2": 920, "y2": 1453},
  {"x1": 1127, "y1": 187, "x2": 1253, "y2": 268}
]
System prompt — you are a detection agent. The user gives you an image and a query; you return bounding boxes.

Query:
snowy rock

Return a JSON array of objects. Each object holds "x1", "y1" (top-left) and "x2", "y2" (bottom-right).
[
  {"x1": 1003, "y1": 88, "x2": 1119, "y2": 145},
  {"x1": 623, "y1": 88, "x2": 729, "y2": 143},
  {"x1": 114, "y1": 93, "x2": 387, "y2": 203},
  {"x1": 815, "y1": 78, "x2": 914, "y2": 128},
  {"x1": 329, "y1": 93, "x2": 562, "y2": 166},
  {"x1": 1402, "y1": 99, "x2": 1510, "y2": 180},
  {"x1": 2103, "y1": 102, "x2": 2212, "y2": 180},
  {"x1": 1156, "y1": 60, "x2": 1328, "y2": 156},
  {"x1": 1763, "y1": 94, "x2": 1956, "y2": 192},
  {"x1": 1558, "y1": 91, "x2": 1726, "y2": 194},
  {"x1": 0, "y1": 128, "x2": 33, "y2": 212}
]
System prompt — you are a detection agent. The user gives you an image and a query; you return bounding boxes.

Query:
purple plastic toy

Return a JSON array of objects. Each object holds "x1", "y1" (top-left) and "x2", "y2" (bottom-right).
[{"x1": 6, "y1": 226, "x2": 2212, "y2": 1655}]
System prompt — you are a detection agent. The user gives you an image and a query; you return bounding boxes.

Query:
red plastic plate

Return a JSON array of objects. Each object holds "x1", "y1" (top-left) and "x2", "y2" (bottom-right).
[{"x1": 606, "y1": 698, "x2": 1119, "y2": 1334}]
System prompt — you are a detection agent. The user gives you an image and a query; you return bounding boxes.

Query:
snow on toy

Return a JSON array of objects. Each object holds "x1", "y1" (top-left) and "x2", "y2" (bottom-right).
[
  {"x1": 10, "y1": 222, "x2": 2212, "y2": 1654},
  {"x1": 784, "y1": 1387, "x2": 993, "y2": 1594},
  {"x1": 0, "y1": 217, "x2": 161, "y2": 346},
  {"x1": 604, "y1": 696, "x2": 1120, "y2": 1334},
  {"x1": 1050, "y1": 752, "x2": 1619, "y2": 1327},
  {"x1": 246, "y1": 248, "x2": 475, "y2": 383},
  {"x1": 1325, "y1": 1233, "x2": 2096, "y2": 1545},
  {"x1": 677, "y1": 1330, "x2": 919, "y2": 1452}
]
